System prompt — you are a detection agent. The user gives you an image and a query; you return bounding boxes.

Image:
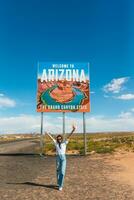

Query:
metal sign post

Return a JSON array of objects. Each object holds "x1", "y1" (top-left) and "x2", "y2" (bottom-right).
[
  {"x1": 83, "y1": 112, "x2": 87, "y2": 155},
  {"x1": 40, "y1": 112, "x2": 44, "y2": 156},
  {"x1": 63, "y1": 112, "x2": 65, "y2": 139}
]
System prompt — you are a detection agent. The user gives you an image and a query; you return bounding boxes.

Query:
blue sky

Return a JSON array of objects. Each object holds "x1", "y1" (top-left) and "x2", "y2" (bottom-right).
[{"x1": 0, "y1": 0, "x2": 134, "y2": 133}]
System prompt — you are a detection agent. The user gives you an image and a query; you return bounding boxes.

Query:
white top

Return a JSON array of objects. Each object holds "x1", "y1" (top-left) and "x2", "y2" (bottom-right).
[{"x1": 53, "y1": 139, "x2": 69, "y2": 155}]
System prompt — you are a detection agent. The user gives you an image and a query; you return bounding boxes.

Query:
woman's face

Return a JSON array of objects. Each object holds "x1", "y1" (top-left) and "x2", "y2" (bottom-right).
[{"x1": 57, "y1": 136, "x2": 62, "y2": 143}]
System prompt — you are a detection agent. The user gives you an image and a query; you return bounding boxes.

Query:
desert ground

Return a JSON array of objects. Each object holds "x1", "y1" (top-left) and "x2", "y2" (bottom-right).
[{"x1": 0, "y1": 138, "x2": 134, "y2": 200}]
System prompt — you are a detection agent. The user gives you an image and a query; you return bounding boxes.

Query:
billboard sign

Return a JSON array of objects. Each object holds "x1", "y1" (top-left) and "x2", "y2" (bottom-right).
[{"x1": 37, "y1": 62, "x2": 90, "y2": 112}]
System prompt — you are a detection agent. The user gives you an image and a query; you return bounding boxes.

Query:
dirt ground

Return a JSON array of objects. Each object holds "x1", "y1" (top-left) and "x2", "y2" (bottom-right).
[
  {"x1": 0, "y1": 140, "x2": 134, "y2": 200},
  {"x1": 108, "y1": 152, "x2": 134, "y2": 189}
]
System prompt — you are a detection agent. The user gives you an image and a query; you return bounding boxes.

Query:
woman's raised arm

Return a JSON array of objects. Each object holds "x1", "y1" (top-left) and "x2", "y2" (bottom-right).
[
  {"x1": 46, "y1": 132, "x2": 56, "y2": 143},
  {"x1": 66, "y1": 125, "x2": 76, "y2": 140}
]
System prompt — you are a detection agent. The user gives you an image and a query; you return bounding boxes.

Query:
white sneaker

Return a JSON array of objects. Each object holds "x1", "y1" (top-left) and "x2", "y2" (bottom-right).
[{"x1": 59, "y1": 187, "x2": 63, "y2": 191}]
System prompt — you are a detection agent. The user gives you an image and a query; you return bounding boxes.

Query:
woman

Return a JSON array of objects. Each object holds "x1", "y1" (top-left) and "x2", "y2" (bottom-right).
[{"x1": 46, "y1": 125, "x2": 76, "y2": 191}]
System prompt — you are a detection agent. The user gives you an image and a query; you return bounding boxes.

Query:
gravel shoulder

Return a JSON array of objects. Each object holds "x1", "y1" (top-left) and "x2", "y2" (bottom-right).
[{"x1": 0, "y1": 141, "x2": 134, "y2": 200}]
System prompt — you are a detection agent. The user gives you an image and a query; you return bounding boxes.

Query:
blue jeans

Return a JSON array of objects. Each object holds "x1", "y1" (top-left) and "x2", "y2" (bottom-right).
[{"x1": 56, "y1": 154, "x2": 66, "y2": 188}]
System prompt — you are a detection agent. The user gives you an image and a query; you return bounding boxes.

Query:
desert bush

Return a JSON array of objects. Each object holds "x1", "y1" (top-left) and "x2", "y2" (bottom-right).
[{"x1": 87, "y1": 140, "x2": 119, "y2": 154}]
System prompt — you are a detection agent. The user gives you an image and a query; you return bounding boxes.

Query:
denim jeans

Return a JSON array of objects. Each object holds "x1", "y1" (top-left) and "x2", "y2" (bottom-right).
[{"x1": 56, "y1": 154, "x2": 66, "y2": 188}]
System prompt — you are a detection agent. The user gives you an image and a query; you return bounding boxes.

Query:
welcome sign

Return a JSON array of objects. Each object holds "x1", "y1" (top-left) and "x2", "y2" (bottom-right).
[{"x1": 37, "y1": 63, "x2": 90, "y2": 112}]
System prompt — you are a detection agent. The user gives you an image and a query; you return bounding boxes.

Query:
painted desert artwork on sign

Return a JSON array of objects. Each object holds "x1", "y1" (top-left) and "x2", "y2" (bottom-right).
[{"x1": 37, "y1": 63, "x2": 90, "y2": 112}]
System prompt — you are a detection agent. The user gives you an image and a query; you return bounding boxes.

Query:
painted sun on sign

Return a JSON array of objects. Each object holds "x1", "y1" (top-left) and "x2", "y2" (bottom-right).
[{"x1": 37, "y1": 63, "x2": 90, "y2": 112}]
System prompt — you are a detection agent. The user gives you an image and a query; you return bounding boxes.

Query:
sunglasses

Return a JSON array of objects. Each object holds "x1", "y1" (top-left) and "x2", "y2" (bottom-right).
[{"x1": 57, "y1": 138, "x2": 62, "y2": 140}]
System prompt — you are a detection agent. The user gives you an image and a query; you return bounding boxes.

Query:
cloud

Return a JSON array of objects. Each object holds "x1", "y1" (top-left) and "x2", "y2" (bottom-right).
[
  {"x1": 0, "y1": 96, "x2": 16, "y2": 108},
  {"x1": 103, "y1": 94, "x2": 109, "y2": 98},
  {"x1": 0, "y1": 115, "x2": 41, "y2": 134},
  {"x1": 0, "y1": 113, "x2": 134, "y2": 134},
  {"x1": 118, "y1": 111, "x2": 132, "y2": 119},
  {"x1": 115, "y1": 93, "x2": 134, "y2": 100},
  {"x1": 131, "y1": 108, "x2": 134, "y2": 112},
  {"x1": 90, "y1": 91, "x2": 95, "y2": 94},
  {"x1": 103, "y1": 77, "x2": 129, "y2": 93},
  {"x1": 0, "y1": 93, "x2": 4, "y2": 97},
  {"x1": 0, "y1": 114, "x2": 63, "y2": 134}
]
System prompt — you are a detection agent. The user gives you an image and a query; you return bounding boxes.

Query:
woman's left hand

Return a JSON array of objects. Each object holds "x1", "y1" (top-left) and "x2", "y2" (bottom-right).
[{"x1": 72, "y1": 125, "x2": 76, "y2": 131}]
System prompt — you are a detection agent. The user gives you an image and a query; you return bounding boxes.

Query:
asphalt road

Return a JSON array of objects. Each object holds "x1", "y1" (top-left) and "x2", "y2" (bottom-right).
[
  {"x1": 0, "y1": 140, "x2": 134, "y2": 200},
  {"x1": 0, "y1": 139, "x2": 38, "y2": 154}
]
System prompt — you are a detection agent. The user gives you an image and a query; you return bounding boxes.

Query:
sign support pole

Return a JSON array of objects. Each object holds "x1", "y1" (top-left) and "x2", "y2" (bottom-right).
[
  {"x1": 83, "y1": 112, "x2": 87, "y2": 155},
  {"x1": 63, "y1": 112, "x2": 65, "y2": 139},
  {"x1": 40, "y1": 112, "x2": 44, "y2": 156}
]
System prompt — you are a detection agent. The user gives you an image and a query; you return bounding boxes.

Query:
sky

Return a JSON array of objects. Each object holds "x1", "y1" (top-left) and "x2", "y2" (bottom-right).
[{"x1": 0, "y1": 0, "x2": 134, "y2": 134}]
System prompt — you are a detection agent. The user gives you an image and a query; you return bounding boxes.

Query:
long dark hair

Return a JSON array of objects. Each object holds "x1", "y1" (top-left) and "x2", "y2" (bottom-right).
[{"x1": 56, "y1": 135, "x2": 63, "y2": 149}]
